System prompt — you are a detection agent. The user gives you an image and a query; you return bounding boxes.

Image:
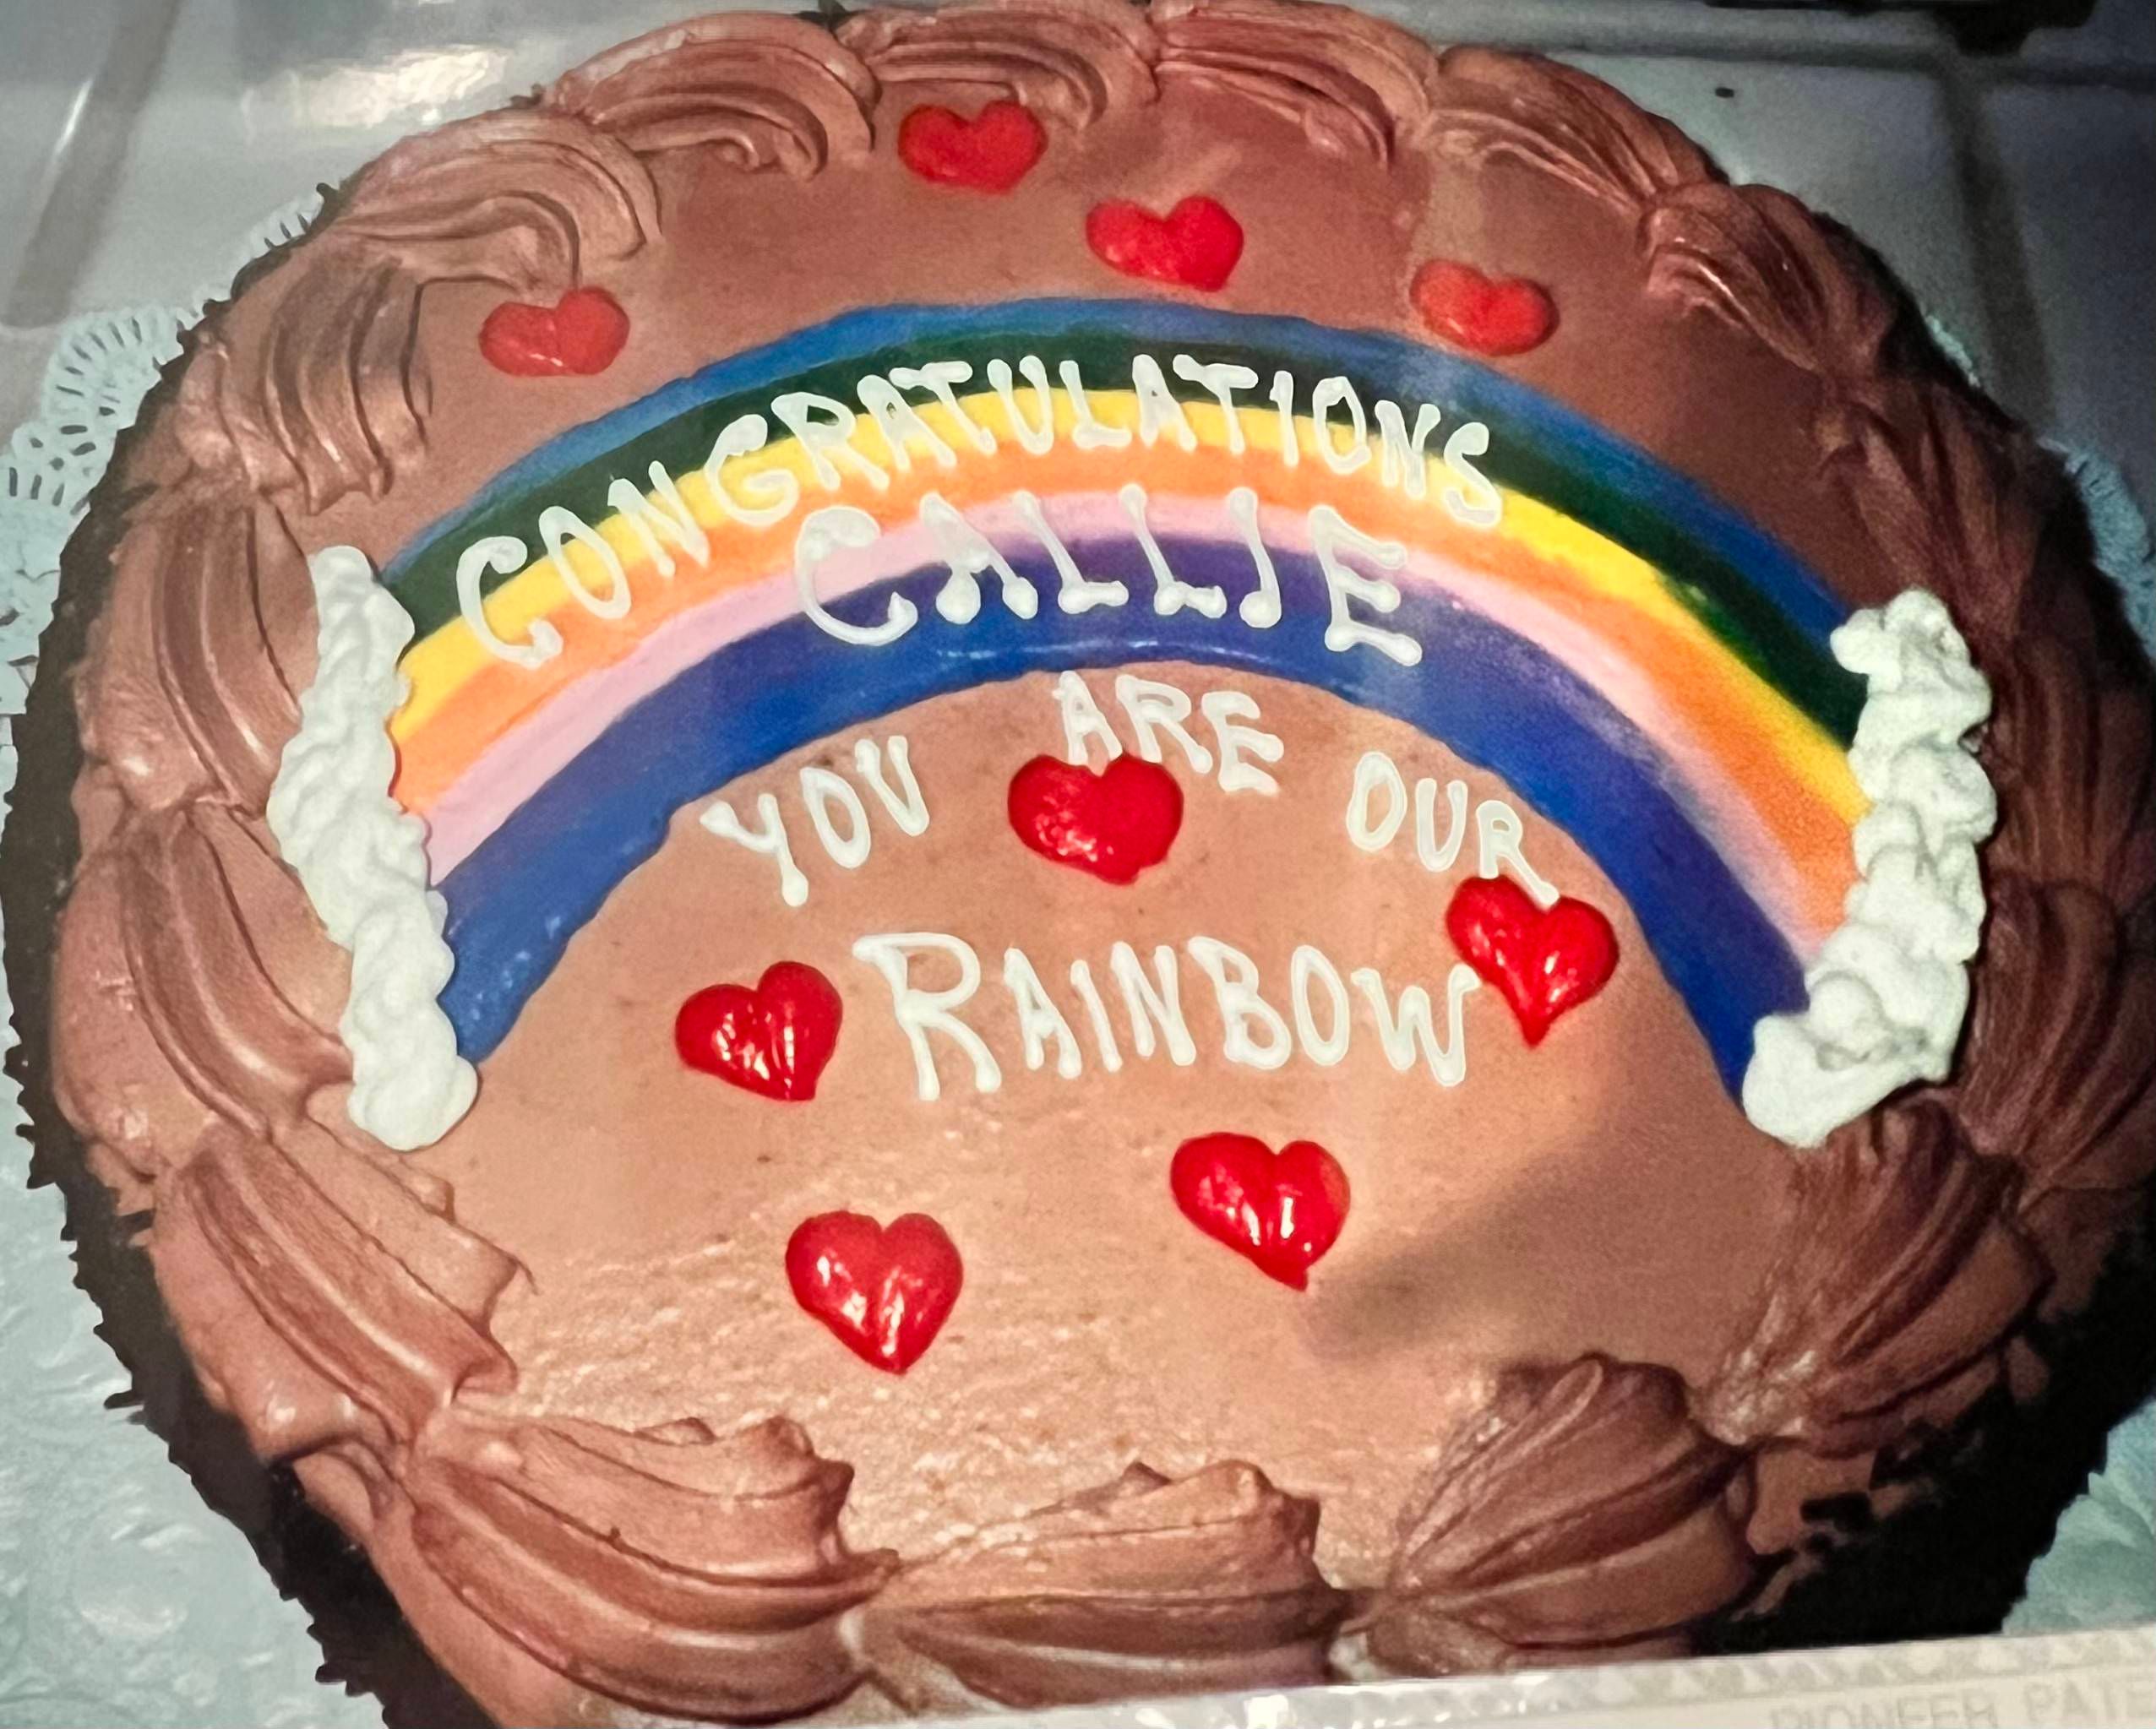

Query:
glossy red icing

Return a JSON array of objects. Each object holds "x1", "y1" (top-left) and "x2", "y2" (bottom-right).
[
  {"x1": 1085, "y1": 195, "x2": 1244, "y2": 292},
  {"x1": 1170, "y1": 1134, "x2": 1350, "y2": 1291},
  {"x1": 785, "y1": 1211, "x2": 964, "y2": 1373},
  {"x1": 478, "y1": 285, "x2": 630, "y2": 377},
  {"x1": 1007, "y1": 753, "x2": 1183, "y2": 884},
  {"x1": 1446, "y1": 876, "x2": 1618, "y2": 1045},
  {"x1": 898, "y1": 100, "x2": 1047, "y2": 193},
  {"x1": 675, "y1": 961, "x2": 843, "y2": 1101},
  {"x1": 1411, "y1": 260, "x2": 1556, "y2": 357}
]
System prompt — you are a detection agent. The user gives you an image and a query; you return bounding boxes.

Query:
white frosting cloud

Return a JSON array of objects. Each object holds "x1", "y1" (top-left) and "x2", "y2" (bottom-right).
[
  {"x1": 266, "y1": 545, "x2": 476, "y2": 1152},
  {"x1": 1743, "y1": 589, "x2": 1996, "y2": 1147}
]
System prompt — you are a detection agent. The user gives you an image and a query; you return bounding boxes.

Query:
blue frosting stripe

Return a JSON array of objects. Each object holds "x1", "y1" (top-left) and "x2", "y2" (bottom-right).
[
  {"x1": 438, "y1": 538, "x2": 1805, "y2": 1090},
  {"x1": 382, "y1": 298, "x2": 1848, "y2": 654}
]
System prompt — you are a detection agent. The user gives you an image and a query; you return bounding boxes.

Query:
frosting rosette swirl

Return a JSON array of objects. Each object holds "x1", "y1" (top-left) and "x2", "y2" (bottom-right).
[
  {"x1": 839, "y1": 0, "x2": 1159, "y2": 127},
  {"x1": 1698, "y1": 1103, "x2": 2048, "y2": 1455},
  {"x1": 1369, "y1": 1357, "x2": 1758, "y2": 1671},
  {"x1": 408, "y1": 1412, "x2": 895, "y2": 1721},
  {"x1": 860, "y1": 1462, "x2": 1348, "y2": 1710}
]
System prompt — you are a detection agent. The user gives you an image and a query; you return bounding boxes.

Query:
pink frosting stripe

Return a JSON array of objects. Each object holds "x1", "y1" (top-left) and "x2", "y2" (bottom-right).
[{"x1": 417, "y1": 492, "x2": 1825, "y2": 951}]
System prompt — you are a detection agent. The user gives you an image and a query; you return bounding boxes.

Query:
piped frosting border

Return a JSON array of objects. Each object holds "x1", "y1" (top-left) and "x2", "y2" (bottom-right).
[
  {"x1": 1742, "y1": 590, "x2": 1995, "y2": 1146},
  {"x1": 265, "y1": 545, "x2": 477, "y2": 1150}
]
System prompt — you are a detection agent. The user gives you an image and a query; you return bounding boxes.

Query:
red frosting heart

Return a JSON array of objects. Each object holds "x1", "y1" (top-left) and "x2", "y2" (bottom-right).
[
  {"x1": 478, "y1": 286, "x2": 630, "y2": 377},
  {"x1": 1086, "y1": 195, "x2": 1244, "y2": 292},
  {"x1": 786, "y1": 1211, "x2": 964, "y2": 1373},
  {"x1": 1411, "y1": 260, "x2": 1556, "y2": 356},
  {"x1": 1446, "y1": 877, "x2": 1618, "y2": 1044},
  {"x1": 1007, "y1": 754, "x2": 1183, "y2": 884},
  {"x1": 675, "y1": 961, "x2": 842, "y2": 1101},
  {"x1": 898, "y1": 100, "x2": 1046, "y2": 193},
  {"x1": 1170, "y1": 1134, "x2": 1350, "y2": 1290}
]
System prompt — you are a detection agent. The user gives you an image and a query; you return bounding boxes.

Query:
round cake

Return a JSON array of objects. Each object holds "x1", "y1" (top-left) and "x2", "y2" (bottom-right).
[{"x1": 8, "y1": 2, "x2": 2154, "y2": 1723}]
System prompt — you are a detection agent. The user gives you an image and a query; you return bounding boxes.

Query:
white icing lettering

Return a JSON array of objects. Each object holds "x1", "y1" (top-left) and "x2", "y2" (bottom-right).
[
  {"x1": 1476, "y1": 798, "x2": 1560, "y2": 906},
  {"x1": 1114, "y1": 673, "x2": 1214, "y2": 775},
  {"x1": 1289, "y1": 944, "x2": 1351, "y2": 1066},
  {"x1": 1270, "y1": 369, "x2": 1298, "y2": 467},
  {"x1": 455, "y1": 535, "x2": 561, "y2": 669},
  {"x1": 1059, "y1": 360, "x2": 1132, "y2": 449},
  {"x1": 702, "y1": 413, "x2": 798, "y2": 529},
  {"x1": 1353, "y1": 963, "x2": 1478, "y2": 1085},
  {"x1": 1441, "y1": 421, "x2": 1502, "y2": 528},
  {"x1": 852, "y1": 735, "x2": 930, "y2": 837},
  {"x1": 1003, "y1": 947, "x2": 1082, "y2": 1079},
  {"x1": 1224, "y1": 486, "x2": 1282, "y2": 628},
  {"x1": 1347, "y1": 749, "x2": 1408, "y2": 851},
  {"x1": 773, "y1": 391, "x2": 890, "y2": 492},
  {"x1": 1311, "y1": 375, "x2": 1371, "y2": 476},
  {"x1": 444, "y1": 350, "x2": 1524, "y2": 693},
  {"x1": 1108, "y1": 941, "x2": 1198, "y2": 1066},
  {"x1": 890, "y1": 360, "x2": 996, "y2": 454},
  {"x1": 799, "y1": 765, "x2": 871, "y2": 868},
  {"x1": 1014, "y1": 488, "x2": 1127, "y2": 614},
  {"x1": 1186, "y1": 936, "x2": 1293, "y2": 1070},
  {"x1": 921, "y1": 491, "x2": 1038, "y2": 623},
  {"x1": 1311, "y1": 503, "x2": 1419, "y2": 666},
  {"x1": 794, "y1": 506, "x2": 917, "y2": 646},
  {"x1": 857, "y1": 372, "x2": 959, "y2": 473},
  {"x1": 539, "y1": 505, "x2": 630, "y2": 619},
  {"x1": 1375, "y1": 400, "x2": 1442, "y2": 501},
  {"x1": 1119, "y1": 482, "x2": 1226, "y2": 619},
  {"x1": 1200, "y1": 689, "x2": 1283, "y2": 796},
  {"x1": 1172, "y1": 354, "x2": 1256, "y2": 454},
  {"x1": 852, "y1": 932, "x2": 1001, "y2": 1100},
  {"x1": 1130, "y1": 352, "x2": 1198, "y2": 451},
  {"x1": 1054, "y1": 670, "x2": 1124, "y2": 766},
  {"x1": 988, "y1": 356, "x2": 1057, "y2": 456},
  {"x1": 700, "y1": 791, "x2": 807, "y2": 907},
  {"x1": 1416, "y1": 776, "x2": 1469, "y2": 871},
  {"x1": 1069, "y1": 959, "x2": 1123, "y2": 1072},
  {"x1": 607, "y1": 464, "x2": 709, "y2": 578}
]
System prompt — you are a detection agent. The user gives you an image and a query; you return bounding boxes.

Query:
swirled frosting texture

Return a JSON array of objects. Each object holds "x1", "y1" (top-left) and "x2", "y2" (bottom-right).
[
  {"x1": 1369, "y1": 1357, "x2": 1757, "y2": 1671},
  {"x1": 1744, "y1": 591, "x2": 1995, "y2": 1146},
  {"x1": 1697, "y1": 1105, "x2": 2046, "y2": 1454},
  {"x1": 182, "y1": 109, "x2": 662, "y2": 514},
  {"x1": 838, "y1": 0, "x2": 1158, "y2": 127},
  {"x1": 545, "y1": 14, "x2": 877, "y2": 171},
  {"x1": 30, "y1": 1, "x2": 2154, "y2": 1723},
  {"x1": 862, "y1": 1463, "x2": 1345, "y2": 1710},
  {"x1": 1152, "y1": 0, "x2": 1444, "y2": 160},
  {"x1": 265, "y1": 546, "x2": 474, "y2": 1150}
]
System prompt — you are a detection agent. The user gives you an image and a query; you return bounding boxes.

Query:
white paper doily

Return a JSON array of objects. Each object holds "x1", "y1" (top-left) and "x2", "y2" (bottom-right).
[
  {"x1": 0, "y1": 192, "x2": 384, "y2": 1729},
  {"x1": 1, "y1": 189, "x2": 2149, "y2": 1729}
]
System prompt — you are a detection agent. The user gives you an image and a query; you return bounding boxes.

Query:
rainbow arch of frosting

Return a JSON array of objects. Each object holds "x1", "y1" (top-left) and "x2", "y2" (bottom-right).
[{"x1": 377, "y1": 300, "x2": 1871, "y2": 1090}]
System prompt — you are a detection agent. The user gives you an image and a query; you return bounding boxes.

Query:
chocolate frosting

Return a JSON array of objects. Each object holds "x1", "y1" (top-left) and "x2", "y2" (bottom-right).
[
  {"x1": 1420, "y1": 46, "x2": 1707, "y2": 209},
  {"x1": 1696, "y1": 1105, "x2": 2047, "y2": 1457},
  {"x1": 1369, "y1": 1357, "x2": 1757, "y2": 1671},
  {"x1": 1151, "y1": 0, "x2": 1445, "y2": 160},
  {"x1": 1960, "y1": 876, "x2": 2156, "y2": 1206},
  {"x1": 838, "y1": 0, "x2": 1159, "y2": 128},
  {"x1": 545, "y1": 14, "x2": 879, "y2": 171},
  {"x1": 175, "y1": 110, "x2": 662, "y2": 511},
  {"x1": 406, "y1": 1412, "x2": 892, "y2": 1720},
  {"x1": 31, "y1": 0, "x2": 2156, "y2": 1720},
  {"x1": 861, "y1": 1463, "x2": 1345, "y2": 1710}
]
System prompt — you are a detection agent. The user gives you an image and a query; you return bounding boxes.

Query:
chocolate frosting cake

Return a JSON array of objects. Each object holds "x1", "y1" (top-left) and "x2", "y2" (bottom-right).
[{"x1": 8, "y1": 3, "x2": 2153, "y2": 1724}]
